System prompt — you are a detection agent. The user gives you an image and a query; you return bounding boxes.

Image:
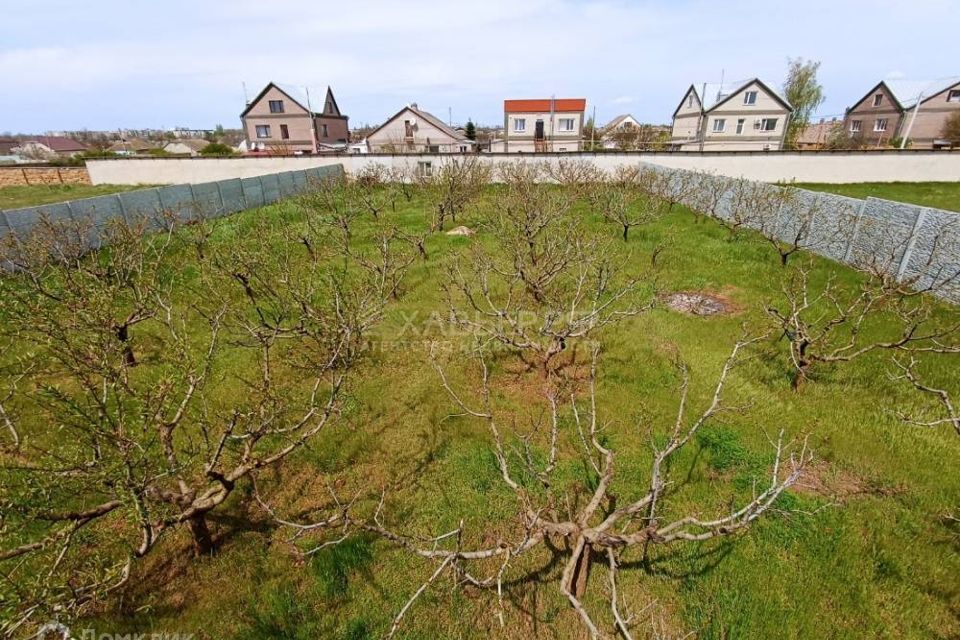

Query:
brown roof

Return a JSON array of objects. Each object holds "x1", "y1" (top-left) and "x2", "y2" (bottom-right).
[
  {"x1": 504, "y1": 99, "x2": 586, "y2": 113},
  {"x1": 164, "y1": 138, "x2": 209, "y2": 152},
  {"x1": 29, "y1": 136, "x2": 88, "y2": 152},
  {"x1": 0, "y1": 138, "x2": 18, "y2": 155},
  {"x1": 797, "y1": 121, "x2": 840, "y2": 145}
]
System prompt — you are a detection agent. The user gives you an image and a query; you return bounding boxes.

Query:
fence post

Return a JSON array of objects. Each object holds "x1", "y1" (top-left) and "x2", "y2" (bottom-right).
[
  {"x1": 214, "y1": 180, "x2": 226, "y2": 215},
  {"x1": 896, "y1": 208, "x2": 927, "y2": 282},
  {"x1": 842, "y1": 199, "x2": 868, "y2": 264},
  {"x1": 116, "y1": 193, "x2": 130, "y2": 224}
]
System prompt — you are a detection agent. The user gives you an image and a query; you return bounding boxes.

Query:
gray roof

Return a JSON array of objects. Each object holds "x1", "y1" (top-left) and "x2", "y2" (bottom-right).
[
  {"x1": 407, "y1": 105, "x2": 471, "y2": 142},
  {"x1": 884, "y1": 77, "x2": 960, "y2": 108},
  {"x1": 603, "y1": 114, "x2": 638, "y2": 130},
  {"x1": 693, "y1": 78, "x2": 791, "y2": 111}
]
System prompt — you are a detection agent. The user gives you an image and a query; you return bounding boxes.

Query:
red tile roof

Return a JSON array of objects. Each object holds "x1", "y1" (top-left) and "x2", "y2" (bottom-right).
[{"x1": 504, "y1": 99, "x2": 586, "y2": 113}]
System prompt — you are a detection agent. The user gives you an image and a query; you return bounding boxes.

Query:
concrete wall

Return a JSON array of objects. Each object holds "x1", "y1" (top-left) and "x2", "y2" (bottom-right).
[
  {"x1": 88, "y1": 151, "x2": 960, "y2": 186},
  {"x1": 1, "y1": 165, "x2": 344, "y2": 253}
]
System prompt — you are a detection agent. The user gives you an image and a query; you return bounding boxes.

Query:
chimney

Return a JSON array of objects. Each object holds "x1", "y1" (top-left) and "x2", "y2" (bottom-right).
[{"x1": 410, "y1": 102, "x2": 418, "y2": 110}]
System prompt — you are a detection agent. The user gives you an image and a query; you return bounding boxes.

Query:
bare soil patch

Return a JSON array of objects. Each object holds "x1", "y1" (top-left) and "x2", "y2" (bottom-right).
[{"x1": 664, "y1": 290, "x2": 736, "y2": 316}]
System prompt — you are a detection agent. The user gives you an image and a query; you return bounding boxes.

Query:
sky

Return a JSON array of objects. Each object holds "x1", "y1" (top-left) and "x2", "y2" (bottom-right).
[{"x1": 2, "y1": 0, "x2": 959, "y2": 133}]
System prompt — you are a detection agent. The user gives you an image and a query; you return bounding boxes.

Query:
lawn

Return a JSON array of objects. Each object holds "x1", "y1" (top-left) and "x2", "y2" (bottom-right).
[
  {"x1": 0, "y1": 183, "x2": 153, "y2": 210},
  {"x1": 2, "y1": 182, "x2": 958, "y2": 640},
  {"x1": 796, "y1": 181, "x2": 960, "y2": 212}
]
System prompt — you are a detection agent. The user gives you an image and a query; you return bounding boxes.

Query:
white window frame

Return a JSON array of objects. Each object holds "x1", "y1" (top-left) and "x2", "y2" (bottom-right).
[
  {"x1": 947, "y1": 89, "x2": 960, "y2": 103},
  {"x1": 417, "y1": 161, "x2": 433, "y2": 177},
  {"x1": 760, "y1": 118, "x2": 778, "y2": 132},
  {"x1": 743, "y1": 91, "x2": 758, "y2": 105},
  {"x1": 268, "y1": 100, "x2": 284, "y2": 113},
  {"x1": 874, "y1": 118, "x2": 888, "y2": 132},
  {"x1": 514, "y1": 118, "x2": 526, "y2": 133},
  {"x1": 850, "y1": 120, "x2": 862, "y2": 133},
  {"x1": 255, "y1": 124, "x2": 271, "y2": 138},
  {"x1": 557, "y1": 118, "x2": 575, "y2": 132},
  {"x1": 736, "y1": 118, "x2": 745, "y2": 134},
  {"x1": 712, "y1": 118, "x2": 726, "y2": 133},
  {"x1": 873, "y1": 94, "x2": 883, "y2": 107}
]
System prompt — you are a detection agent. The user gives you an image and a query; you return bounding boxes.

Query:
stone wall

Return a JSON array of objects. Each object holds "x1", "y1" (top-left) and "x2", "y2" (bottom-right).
[{"x1": 0, "y1": 166, "x2": 90, "y2": 187}]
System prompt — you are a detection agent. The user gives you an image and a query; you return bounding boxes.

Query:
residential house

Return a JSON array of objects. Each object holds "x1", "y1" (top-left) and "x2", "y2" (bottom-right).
[
  {"x1": 240, "y1": 82, "x2": 349, "y2": 154},
  {"x1": 13, "y1": 136, "x2": 88, "y2": 159},
  {"x1": 796, "y1": 118, "x2": 841, "y2": 150},
  {"x1": 842, "y1": 77, "x2": 960, "y2": 149},
  {"x1": 671, "y1": 79, "x2": 792, "y2": 151},
  {"x1": 600, "y1": 115, "x2": 670, "y2": 150},
  {"x1": 365, "y1": 104, "x2": 474, "y2": 153},
  {"x1": 162, "y1": 139, "x2": 209, "y2": 156},
  {"x1": 496, "y1": 98, "x2": 587, "y2": 152},
  {"x1": 108, "y1": 138, "x2": 157, "y2": 155}
]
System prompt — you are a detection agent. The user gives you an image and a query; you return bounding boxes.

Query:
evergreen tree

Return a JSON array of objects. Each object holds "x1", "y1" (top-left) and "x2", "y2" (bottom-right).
[{"x1": 465, "y1": 120, "x2": 476, "y2": 141}]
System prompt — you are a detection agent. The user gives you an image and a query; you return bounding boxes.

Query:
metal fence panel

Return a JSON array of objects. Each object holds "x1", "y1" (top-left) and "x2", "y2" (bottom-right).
[
  {"x1": 191, "y1": 182, "x2": 222, "y2": 219},
  {"x1": 218, "y1": 178, "x2": 245, "y2": 214},
  {"x1": 156, "y1": 184, "x2": 196, "y2": 225},
  {"x1": 261, "y1": 173, "x2": 282, "y2": 204},
  {"x1": 241, "y1": 177, "x2": 265, "y2": 209}
]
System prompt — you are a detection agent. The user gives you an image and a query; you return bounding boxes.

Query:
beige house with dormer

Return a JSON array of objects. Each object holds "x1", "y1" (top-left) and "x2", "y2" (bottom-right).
[
  {"x1": 365, "y1": 104, "x2": 474, "y2": 153},
  {"x1": 671, "y1": 78, "x2": 792, "y2": 151}
]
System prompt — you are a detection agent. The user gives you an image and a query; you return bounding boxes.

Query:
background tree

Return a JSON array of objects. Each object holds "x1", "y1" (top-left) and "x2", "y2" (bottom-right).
[
  {"x1": 941, "y1": 111, "x2": 960, "y2": 149},
  {"x1": 464, "y1": 119, "x2": 477, "y2": 141},
  {"x1": 783, "y1": 58, "x2": 825, "y2": 149}
]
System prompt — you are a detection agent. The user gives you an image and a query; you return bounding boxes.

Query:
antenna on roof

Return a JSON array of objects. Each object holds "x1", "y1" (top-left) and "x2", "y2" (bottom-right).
[
  {"x1": 242, "y1": 81, "x2": 250, "y2": 106},
  {"x1": 448, "y1": 107, "x2": 452, "y2": 127}
]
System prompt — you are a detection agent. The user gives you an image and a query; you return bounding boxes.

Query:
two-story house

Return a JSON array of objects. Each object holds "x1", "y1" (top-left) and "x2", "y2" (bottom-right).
[
  {"x1": 843, "y1": 77, "x2": 960, "y2": 149},
  {"x1": 365, "y1": 104, "x2": 474, "y2": 153},
  {"x1": 671, "y1": 79, "x2": 792, "y2": 151},
  {"x1": 240, "y1": 82, "x2": 349, "y2": 154},
  {"x1": 496, "y1": 98, "x2": 587, "y2": 152}
]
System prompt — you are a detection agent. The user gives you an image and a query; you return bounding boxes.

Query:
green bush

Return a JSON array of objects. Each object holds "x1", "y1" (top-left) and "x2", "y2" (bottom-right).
[{"x1": 200, "y1": 142, "x2": 236, "y2": 156}]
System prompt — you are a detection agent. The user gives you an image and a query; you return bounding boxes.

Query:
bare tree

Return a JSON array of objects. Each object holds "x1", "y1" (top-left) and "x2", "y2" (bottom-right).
[
  {"x1": 420, "y1": 157, "x2": 491, "y2": 231},
  {"x1": 766, "y1": 262, "x2": 959, "y2": 390},
  {"x1": 752, "y1": 187, "x2": 846, "y2": 266},
  {"x1": 0, "y1": 213, "x2": 388, "y2": 631},
  {"x1": 587, "y1": 165, "x2": 672, "y2": 241},
  {"x1": 890, "y1": 355, "x2": 960, "y2": 437},
  {"x1": 445, "y1": 178, "x2": 651, "y2": 376},
  {"x1": 545, "y1": 158, "x2": 603, "y2": 197},
  {"x1": 343, "y1": 336, "x2": 810, "y2": 639}
]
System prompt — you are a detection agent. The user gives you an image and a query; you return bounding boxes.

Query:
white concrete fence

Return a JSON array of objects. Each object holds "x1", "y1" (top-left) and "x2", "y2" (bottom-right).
[{"x1": 87, "y1": 151, "x2": 960, "y2": 186}]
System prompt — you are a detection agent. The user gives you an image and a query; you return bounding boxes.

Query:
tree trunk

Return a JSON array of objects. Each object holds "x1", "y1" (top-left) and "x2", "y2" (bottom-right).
[
  {"x1": 570, "y1": 542, "x2": 592, "y2": 598},
  {"x1": 116, "y1": 324, "x2": 137, "y2": 367},
  {"x1": 188, "y1": 514, "x2": 214, "y2": 557},
  {"x1": 622, "y1": 225, "x2": 629, "y2": 242}
]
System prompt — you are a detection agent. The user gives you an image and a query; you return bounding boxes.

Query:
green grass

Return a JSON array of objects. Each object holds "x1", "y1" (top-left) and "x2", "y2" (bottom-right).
[
  {"x1": 10, "y1": 187, "x2": 960, "y2": 639},
  {"x1": 796, "y1": 181, "x2": 960, "y2": 212},
  {"x1": 0, "y1": 183, "x2": 154, "y2": 210}
]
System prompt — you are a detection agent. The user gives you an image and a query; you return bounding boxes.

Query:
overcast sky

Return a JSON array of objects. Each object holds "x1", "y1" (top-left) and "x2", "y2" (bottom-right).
[{"x1": 2, "y1": 0, "x2": 959, "y2": 133}]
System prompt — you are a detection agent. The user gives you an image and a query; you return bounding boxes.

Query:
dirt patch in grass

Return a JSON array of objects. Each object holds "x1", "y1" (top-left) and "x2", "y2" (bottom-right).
[
  {"x1": 794, "y1": 460, "x2": 905, "y2": 503},
  {"x1": 663, "y1": 290, "x2": 738, "y2": 316}
]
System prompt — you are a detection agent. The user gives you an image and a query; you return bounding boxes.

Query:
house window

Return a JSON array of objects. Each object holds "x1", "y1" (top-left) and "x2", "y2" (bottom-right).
[
  {"x1": 280, "y1": 124, "x2": 289, "y2": 140},
  {"x1": 269, "y1": 100, "x2": 284, "y2": 113},
  {"x1": 427, "y1": 145, "x2": 440, "y2": 153},
  {"x1": 948, "y1": 89, "x2": 960, "y2": 103},
  {"x1": 687, "y1": 94, "x2": 694, "y2": 108},
  {"x1": 736, "y1": 118, "x2": 745, "y2": 134},
  {"x1": 514, "y1": 118, "x2": 526, "y2": 133},
  {"x1": 760, "y1": 118, "x2": 778, "y2": 132},
  {"x1": 255, "y1": 125, "x2": 271, "y2": 138},
  {"x1": 712, "y1": 118, "x2": 726, "y2": 133},
  {"x1": 351, "y1": 148, "x2": 361, "y2": 154},
  {"x1": 874, "y1": 118, "x2": 888, "y2": 132},
  {"x1": 417, "y1": 161, "x2": 433, "y2": 177},
  {"x1": 321, "y1": 124, "x2": 328, "y2": 137},
  {"x1": 743, "y1": 91, "x2": 758, "y2": 105},
  {"x1": 850, "y1": 120, "x2": 862, "y2": 133},
  {"x1": 872, "y1": 94, "x2": 883, "y2": 107},
  {"x1": 558, "y1": 118, "x2": 575, "y2": 132},
  {"x1": 459, "y1": 145, "x2": 468, "y2": 152},
  {"x1": 404, "y1": 120, "x2": 414, "y2": 138}
]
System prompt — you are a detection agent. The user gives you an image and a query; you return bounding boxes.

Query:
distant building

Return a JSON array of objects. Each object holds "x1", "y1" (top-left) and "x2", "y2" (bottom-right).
[
  {"x1": 162, "y1": 139, "x2": 209, "y2": 156},
  {"x1": 495, "y1": 98, "x2": 587, "y2": 152},
  {"x1": 13, "y1": 136, "x2": 88, "y2": 159},
  {"x1": 365, "y1": 104, "x2": 474, "y2": 153},
  {"x1": 796, "y1": 118, "x2": 840, "y2": 150},
  {"x1": 670, "y1": 78, "x2": 792, "y2": 151},
  {"x1": 240, "y1": 82, "x2": 349, "y2": 154},
  {"x1": 108, "y1": 138, "x2": 157, "y2": 155},
  {"x1": 842, "y1": 77, "x2": 960, "y2": 149}
]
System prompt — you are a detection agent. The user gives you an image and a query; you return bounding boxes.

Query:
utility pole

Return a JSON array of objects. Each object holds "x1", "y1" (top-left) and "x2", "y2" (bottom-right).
[
  {"x1": 900, "y1": 93, "x2": 923, "y2": 149},
  {"x1": 590, "y1": 104, "x2": 596, "y2": 151},
  {"x1": 305, "y1": 86, "x2": 318, "y2": 153}
]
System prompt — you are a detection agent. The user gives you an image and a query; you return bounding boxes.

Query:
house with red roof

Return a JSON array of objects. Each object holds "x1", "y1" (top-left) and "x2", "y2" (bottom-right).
[
  {"x1": 13, "y1": 136, "x2": 88, "y2": 159},
  {"x1": 494, "y1": 98, "x2": 587, "y2": 153}
]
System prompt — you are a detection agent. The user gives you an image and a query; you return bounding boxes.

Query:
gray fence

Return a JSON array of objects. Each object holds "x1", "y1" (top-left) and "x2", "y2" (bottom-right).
[
  {"x1": 0, "y1": 165, "x2": 344, "y2": 247},
  {"x1": 648, "y1": 163, "x2": 960, "y2": 304}
]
